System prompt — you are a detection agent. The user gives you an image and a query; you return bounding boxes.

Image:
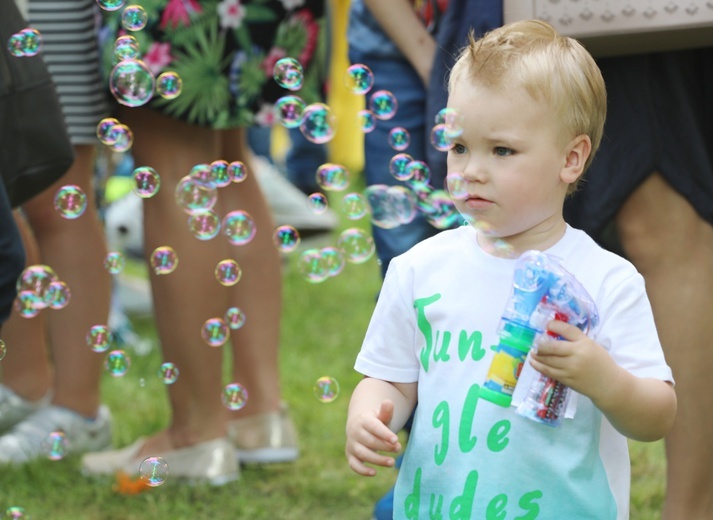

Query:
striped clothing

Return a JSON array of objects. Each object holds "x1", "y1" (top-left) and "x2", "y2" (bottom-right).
[{"x1": 28, "y1": 0, "x2": 108, "y2": 144}]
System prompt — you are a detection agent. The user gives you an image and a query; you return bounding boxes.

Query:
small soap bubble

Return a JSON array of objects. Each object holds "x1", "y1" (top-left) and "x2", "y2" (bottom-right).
[
  {"x1": 187, "y1": 210, "x2": 221, "y2": 240},
  {"x1": 298, "y1": 248, "x2": 329, "y2": 284},
  {"x1": 435, "y1": 107, "x2": 465, "y2": 138},
  {"x1": 421, "y1": 190, "x2": 459, "y2": 229},
  {"x1": 175, "y1": 175, "x2": 218, "y2": 214},
  {"x1": 210, "y1": 160, "x2": 231, "y2": 188},
  {"x1": 86, "y1": 324, "x2": 112, "y2": 353},
  {"x1": 0, "y1": 340, "x2": 6, "y2": 362},
  {"x1": 344, "y1": 63, "x2": 375, "y2": 95},
  {"x1": 133, "y1": 166, "x2": 160, "y2": 198},
  {"x1": 4, "y1": 506, "x2": 29, "y2": 519},
  {"x1": 316, "y1": 163, "x2": 349, "y2": 192},
  {"x1": 275, "y1": 95, "x2": 305, "y2": 128},
  {"x1": 19, "y1": 28, "x2": 42, "y2": 56},
  {"x1": 430, "y1": 124, "x2": 454, "y2": 152},
  {"x1": 272, "y1": 225, "x2": 300, "y2": 253},
  {"x1": 337, "y1": 228, "x2": 375, "y2": 264},
  {"x1": 405, "y1": 160, "x2": 431, "y2": 187},
  {"x1": 16, "y1": 264, "x2": 57, "y2": 302},
  {"x1": 201, "y1": 318, "x2": 230, "y2": 347},
  {"x1": 215, "y1": 259, "x2": 242, "y2": 286},
  {"x1": 158, "y1": 362, "x2": 179, "y2": 385},
  {"x1": 357, "y1": 109, "x2": 376, "y2": 133},
  {"x1": 368, "y1": 90, "x2": 398, "y2": 121},
  {"x1": 14, "y1": 291, "x2": 41, "y2": 318},
  {"x1": 446, "y1": 172, "x2": 468, "y2": 200},
  {"x1": 299, "y1": 103, "x2": 336, "y2": 144},
  {"x1": 224, "y1": 307, "x2": 246, "y2": 330},
  {"x1": 139, "y1": 456, "x2": 169, "y2": 487},
  {"x1": 105, "y1": 349, "x2": 130, "y2": 377},
  {"x1": 222, "y1": 382, "x2": 248, "y2": 410},
  {"x1": 96, "y1": 117, "x2": 120, "y2": 144},
  {"x1": 307, "y1": 192, "x2": 329, "y2": 214},
  {"x1": 108, "y1": 123, "x2": 134, "y2": 153},
  {"x1": 104, "y1": 251, "x2": 126, "y2": 274},
  {"x1": 273, "y1": 57, "x2": 303, "y2": 91},
  {"x1": 388, "y1": 127, "x2": 410, "y2": 151},
  {"x1": 341, "y1": 192, "x2": 367, "y2": 220},
  {"x1": 121, "y1": 4, "x2": 148, "y2": 31},
  {"x1": 113, "y1": 34, "x2": 140, "y2": 63},
  {"x1": 7, "y1": 33, "x2": 25, "y2": 57},
  {"x1": 389, "y1": 153, "x2": 414, "y2": 181},
  {"x1": 54, "y1": 185, "x2": 87, "y2": 219},
  {"x1": 41, "y1": 431, "x2": 69, "y2": 460},
  {"x1": 156, "y1": 71, "x2": 182, "y2": 99},
  {"x1": 109, "y1": 59, "x2": 155, "y2": 107},
  {"x1": 320, "y1": 246, "x2": 345, "y2": 277},
  {"x1": 222, "y1": 210, "x2": 256, "y2": 246},
  {"x1": 313, "y1": 376, "x2": 340, "y2": 403},
  {"x1": 189, "y1": 163, "x2": 214, "y2": 188},
  {"x1": 228, "y1": 161, "x2": 247, "y2": 183},
  {"x1": 44, "y1": 281, "x2": 71, "y2": 310},
  {"x1": 150, "y1": 246, "x2": 178, "y2": 275},
  {"x1": 97, "y1": 0, "x2": 127, "y2": 11}
]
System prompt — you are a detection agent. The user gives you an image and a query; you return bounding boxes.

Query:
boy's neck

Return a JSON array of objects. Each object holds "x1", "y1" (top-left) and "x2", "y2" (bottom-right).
[{"x1": 475, "y1": 219, "x2": 568, "y2": 258}]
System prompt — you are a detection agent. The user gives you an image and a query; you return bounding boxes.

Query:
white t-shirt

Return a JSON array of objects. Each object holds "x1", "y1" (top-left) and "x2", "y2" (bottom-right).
[{"x1": 355, "y1": 224, "x2": 673, "y2": 520}]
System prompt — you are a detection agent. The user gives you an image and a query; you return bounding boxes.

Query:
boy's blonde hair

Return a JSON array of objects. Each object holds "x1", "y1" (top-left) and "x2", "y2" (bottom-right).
[{"x1": 449, "y1": 20, "x2": 607, "y2": 192}]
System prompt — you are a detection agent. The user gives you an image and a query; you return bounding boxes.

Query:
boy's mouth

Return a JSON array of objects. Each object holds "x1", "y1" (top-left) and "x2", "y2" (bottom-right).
[{"x1": 465, "y1": 195, "x2": 494, "y2": 209}]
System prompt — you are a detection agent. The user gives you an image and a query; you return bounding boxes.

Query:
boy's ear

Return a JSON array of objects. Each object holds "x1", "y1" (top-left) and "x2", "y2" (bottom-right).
[{"x1": 560, "y1": 134, "x2": 592, "y2": 184}]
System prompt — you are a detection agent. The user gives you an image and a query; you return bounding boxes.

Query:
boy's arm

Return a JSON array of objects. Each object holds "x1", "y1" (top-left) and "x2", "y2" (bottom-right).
[
  {"x1": 531, "y1": 320, "x2": 677, "y2": 442},
  {"x1": 363, "y1": 0, "x2": 437, "y2": 86},
  {"x1": 346, "y1": 377, "x2": 417, "y2": 476}
]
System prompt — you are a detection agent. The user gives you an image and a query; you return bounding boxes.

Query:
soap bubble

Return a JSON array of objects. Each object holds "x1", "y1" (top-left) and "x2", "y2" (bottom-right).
[
  {"x1": 97, "y1": 0, "x2": 127, "y2": 11},
  {"x1": 86, "y1": 324, "x2": 112, "y2": 353},
  {"x1": 158, "y1": 362, "x2": 179, "y2": 384},
  {"x1": 0, "y1": 340, "x2": 6, "y2": 362},
  {"x1": 388, "y1": 127, "x2": 410, "y2": 151},
  {"x1": 307, "y1": 192, "x2": 329, "y2": 214},
  {"x1": 430, "y1": 124, "x2": 454, "y2": 151},
  {"x1": 133, "y1": 166, "x2": 160, "y2": 198},
  {"x1": 175, "y1": 175, "x2": 217, "y2": 214},
  {"x1": 215, "y1": 259, "x2": 242, "y2": 286},
  {"x1": 121, "y1": 4, "x2": 148, "y2": 31},
  {"x1": 446, "y1": 172, "x2": 468, "y2": 200},
  {"x1": 357, "y1": 109, "x2": 376, "y2": 133},
  {"x1": 368, "y1": 90, "x2": 398, "y2": 120},
  {"x1": 341, "y1": 192, "x2": 367, "y2": 220},
  {"x1": 139, "y1": 456, "x2": 169, "y2": 487},
  {"x1": 54, "y1": 185, "x2": 87, "y2": 219},
  {"x1": 337, "y1": 228, "x2": 375, "y2": 264},
  {"x1": 313, "y1": 376, "x2": 340, "y2": 403},
  {"x1": 150, "y1": 246, "x2": 178, "y2": 275},
  {"x1": 275, "y1": 95, "x2": 305, "y2": 128},
  {"x1": 389, "y1": 153, "x2": 414, "y2": 181},
  {"x1": 14, "y1": 291, "x2": 41, "y2": 319},
  {"x1": 320, "y1": 246, "x2": 345, "y2": 277},
  {"x1": 16, "y1": 264, "x2": 57, "y2": 304},
  {"x1": 228, "y1": 161, "x2": 247, "y2": 183},
  {"x1": 187, "y1": 210, "x2": 221, "y2": 240},
  {"x1": 105, "y1": 349, "x2": 130, "y2": 377},
  {"x1": 222, "y1": 210, "x2": 256, "y2": 246},
  {"x1": 316, "y1": 163, "x2": 349, "y2": 191},
  {"x1": 41, "y1": 431, "x2": 69, "y2": 460},
  {"x1": 156, "y1": 71, "x2": 182, "y2": 99},
  {"x1": 344, "y1": 63, "x2": 374, "y2": 95},
  {"x1": 104, "y1": 250, "x2": 127, "y2": 272},
  {"x1": 210, "y1": 160, "x2": 232, "y2": 188},
  {"x1": 224, "y1": 307, "x2": 246, "y2": 330},
  {"x1": 421, "y1": 190, "x2": 459, "y2": 229},
  {"x1": 299, "y1": 103, "x2": 336, "y2": 144},
  {"x1": 17, "y1": 28, "x2": 42, "y2": 56},
  {"x1": 44, "y1": 281, "x2": 71, "y2": 310},
  {"x1": 96, "y1": 117, "x2": 121, "y2": 144},
  {"x1": 405, "y1": 160, "x2": 431, "y2": 187},
  {"x1": 201, "y1": 318, "x2": 230, "y2": 347},
  {"x1": 109, "y1": 59, "x2": 154, "y2": 107},
  {"x1": 113, "y1": 34, "x2": 140, "y2": 63},
  {"x1": 435, "y1": 107, "x2": 465, "y2": 138},
  {"x1": 222, "y1": 382, "x2": 248, "y2": 410},
  {"x1": 4, "y1": 506, "x2": 29, "y2": 519},
  {"x1": 298, "y1": 248, "x2": 329, "y2": 284},
  {"x1": 273, "y1": 57, "x2": 303, "y2": 91},
  {"x1": 7, "y1": 33, "x2": 25, "y2": 57},
  {"x1": 272, "y1": 225, "x2": 300, "y2": 253},
  {"x1": 189, "y1": 163, "x2": 213, "y2": 187},
  {"x1": 107, "y1": 123, "x2": 134, "y2": 153}
]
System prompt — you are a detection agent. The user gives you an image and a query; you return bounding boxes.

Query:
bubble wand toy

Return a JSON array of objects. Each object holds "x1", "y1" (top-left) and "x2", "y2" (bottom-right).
[{"x1": 479, "y1": 251, "x2": 600, "y2": 427}]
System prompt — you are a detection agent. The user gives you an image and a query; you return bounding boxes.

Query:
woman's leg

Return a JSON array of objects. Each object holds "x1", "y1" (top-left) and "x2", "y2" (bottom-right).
[{"x1": 615, "y1": 173, "x2": 713, "y2": 519}]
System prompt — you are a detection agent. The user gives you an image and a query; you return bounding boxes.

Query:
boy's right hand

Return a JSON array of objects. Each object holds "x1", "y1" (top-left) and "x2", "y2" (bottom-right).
[{"x1": 345, "y1": 399, "x2": 403, "y2": 476}]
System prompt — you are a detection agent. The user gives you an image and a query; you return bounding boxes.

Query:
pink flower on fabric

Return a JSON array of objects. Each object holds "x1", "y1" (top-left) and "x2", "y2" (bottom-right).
[
  {"x1": 143, "y1": 43, "x2": 173, "y2": 75},
  {"x1": 291, "y1": 9, "x2": 318, "y2": 66},
  {"x1": 262, "y1": 47, "x2": 287, "y2": 77},
  {"x1": 160, "y1": 0, "x2": 202, "y2": 30},
  {"x1": 217, "y1": 0, "x2": 246, "y2": 29},
  {"x1": 254, "y1": 103, "x2": 277, "y2": 126}
]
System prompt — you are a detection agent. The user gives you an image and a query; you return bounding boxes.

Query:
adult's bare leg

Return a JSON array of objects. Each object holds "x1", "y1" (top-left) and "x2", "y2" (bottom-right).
[{"x1": 615, "y1": 172, "x2": 713, "y2": 519}]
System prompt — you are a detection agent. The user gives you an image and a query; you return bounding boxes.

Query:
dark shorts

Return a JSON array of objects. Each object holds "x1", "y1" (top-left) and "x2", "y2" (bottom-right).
[
  {"x1": 0, "y1": 186, "x2": 25, "y2": 325},
  {"x1": 564, "y1": 47, "x2": 713, "y2": 241}
]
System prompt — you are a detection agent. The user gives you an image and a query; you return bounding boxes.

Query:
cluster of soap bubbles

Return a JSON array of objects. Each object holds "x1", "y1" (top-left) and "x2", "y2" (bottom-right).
[
  {"x1": 96, "y1": 116, "x2": 134, "y2": 153},
  {"x1": 14, "y1": 265, "x2": 71, "y2": 318},
  {"x1": 7, "y1": 27, "x2": 41, "y2": 57},
  {"x1": 4, "y1": 506, "x2": 29, "y2": 519}
]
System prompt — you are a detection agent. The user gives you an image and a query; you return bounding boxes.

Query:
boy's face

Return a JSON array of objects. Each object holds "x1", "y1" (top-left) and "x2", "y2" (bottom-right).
[{"x1": 447, "y1": 76, "x2": 582, "y2": 252}]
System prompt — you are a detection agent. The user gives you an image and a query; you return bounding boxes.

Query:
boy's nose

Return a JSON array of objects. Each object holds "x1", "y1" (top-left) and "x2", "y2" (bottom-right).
[{"x1": 461, "y1": 160, "x2": 488, "y2": 183}]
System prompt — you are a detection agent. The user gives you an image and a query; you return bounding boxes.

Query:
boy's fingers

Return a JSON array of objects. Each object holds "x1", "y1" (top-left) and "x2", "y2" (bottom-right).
[
  {"x1": 546, "y1": 320, "x2": 583, "y2": 340},
  {"x1": 351, "y1": 443, "x2": 397, "y2": 469},
  {"x1": 347, "y1": 454, "x2": 377, "y2": 476},
  {"x1": 376, "y1": 399, "x2": 395, "y2": 427}
]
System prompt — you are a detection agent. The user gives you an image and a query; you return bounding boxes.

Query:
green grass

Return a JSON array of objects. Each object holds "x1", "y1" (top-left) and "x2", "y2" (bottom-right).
[{"x1": 0, "y1": 227, "x2": 667, "y2": 519}]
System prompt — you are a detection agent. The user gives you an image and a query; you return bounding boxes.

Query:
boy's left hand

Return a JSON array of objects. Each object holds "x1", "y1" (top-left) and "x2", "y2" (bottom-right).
[{"x1": 529, "y1": 320, "x2": 618, "y2": 400}]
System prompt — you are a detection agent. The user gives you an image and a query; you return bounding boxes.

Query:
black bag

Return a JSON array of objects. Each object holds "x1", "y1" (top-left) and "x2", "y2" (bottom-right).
[{"x1": 0, "y1": 0, "x2": 74, "y2": 208}]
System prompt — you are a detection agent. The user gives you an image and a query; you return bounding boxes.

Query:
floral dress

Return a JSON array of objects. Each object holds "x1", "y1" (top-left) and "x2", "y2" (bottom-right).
[{"x1": 99, "y1": 0, "x2": 326, "y2": 128}]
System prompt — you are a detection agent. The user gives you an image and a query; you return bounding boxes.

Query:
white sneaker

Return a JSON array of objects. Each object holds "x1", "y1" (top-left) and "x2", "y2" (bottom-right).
[
  {"x1": 252, "y1": 155, "x2": 339, "y2": 234},
  {"x1": 0, "y1": 385, "x2": 51, "y2": 433},
  {"x1": 0, "y1": 405, "x2": 112, "y2": 464}
]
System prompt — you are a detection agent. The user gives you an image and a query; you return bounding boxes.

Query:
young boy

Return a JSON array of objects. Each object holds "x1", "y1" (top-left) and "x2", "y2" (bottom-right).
[{"x1": 345, "y1": 20, "x2": 676, "y2": 519}]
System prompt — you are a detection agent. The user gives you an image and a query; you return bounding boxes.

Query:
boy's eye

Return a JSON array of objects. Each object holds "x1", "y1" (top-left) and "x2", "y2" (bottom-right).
[
  {"x1": 494, "y1": 147, "x2": 513, "y2": 156},
  {"x1": 452, "y1": 144, "x2": 466, "y2": 154}
]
